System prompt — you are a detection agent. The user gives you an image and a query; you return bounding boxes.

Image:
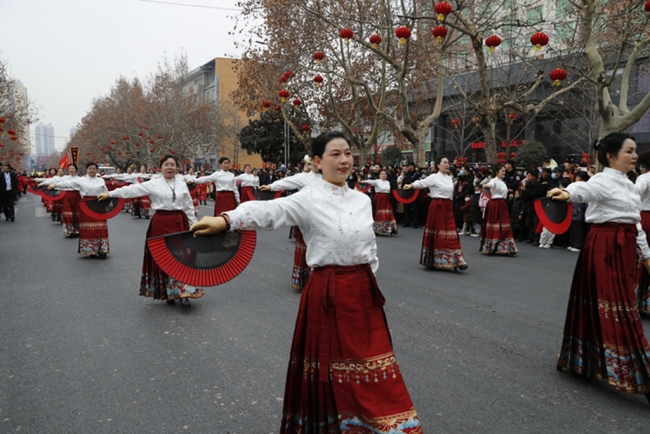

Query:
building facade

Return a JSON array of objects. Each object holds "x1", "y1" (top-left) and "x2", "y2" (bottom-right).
[{"x1": 34, "y1": 123, "x2": 55, "y2": 156}]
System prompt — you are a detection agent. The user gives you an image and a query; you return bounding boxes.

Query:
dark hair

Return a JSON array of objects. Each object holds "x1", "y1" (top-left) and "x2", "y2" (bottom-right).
[
  {"x1": 433, "y1": 156, "x2": 448, "y2": 170},
  {"x1": 311, "y1": 131, "x2": 351, "y2": 159},
  {"x1": 243, "y1": 164, "x2": 251, "y2": 170},
  {"x1": 495, "y1": 163, "x2": 505, "y2": 173},
  {"x1": 219, "y1": 157, "x2": 230, "y2": 164},
  {"x1": 638, "y1": 151, "x2": 650, "y2": 172},
  {"x1": 574, "y1": 171, "x2": 590, "y2": 182},
  {"x1": 595, "y1": 132, "x2": 634, "y2": 167},
  {"x1": 528, "y1": 168, "x2": 539, "y2": 178},
  {"x1": 48, "y1": 168, "x2": 57, "y2": 175},
  {"x1": 67, "y1": 163, "x2": 78, "y2": 171},
  {"x1": 85, "y1": 161, "x2": 97, "y2": 169},
  {"x1": 159, "y1": 154, "x2": 179, "y2": 167}
]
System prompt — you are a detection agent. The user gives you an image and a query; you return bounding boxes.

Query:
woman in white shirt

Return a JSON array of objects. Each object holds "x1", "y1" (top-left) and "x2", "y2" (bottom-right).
[
  {"x1": 361, "y1": 169, "x2": 398, "y2": 236},
  {"x1": 234, "y1": 164, "x2": 259, "y2": 203},
  {"x1": 479, "y1": 164, "x2": 518, "y2": 255},
  {"x1": 404, "y1": 157, "x2": 467, "y2": 270},
  {"x1": 48, "y1": 162, "x2": 110, "y2": 257},
  {"x1": 35, "y1": 168, "x2": 65, "y2": 222},
  {"x1": 636, "y1": 151, "x2": 650, "y2": 313},
  {"x1": 98, "y1": 155, "x2": 203, "y2": 308},
  {"x1": 549, "y1": 132, "x2": 650, "y2": 403},
  {"x1": 191, "y1": 132, "x2": 421, "y2": 432},
  {"x1": 193, "y1": 157, "x2": 239, "y2": 216}
]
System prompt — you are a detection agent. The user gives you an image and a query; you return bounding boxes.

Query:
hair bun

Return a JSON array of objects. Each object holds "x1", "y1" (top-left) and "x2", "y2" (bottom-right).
[{"x1": 593, "y1": 137, "x2": 603, "y2": 150}]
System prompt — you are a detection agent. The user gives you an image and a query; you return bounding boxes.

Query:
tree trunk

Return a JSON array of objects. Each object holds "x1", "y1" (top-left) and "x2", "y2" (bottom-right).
[
  {"x1": 484, "y1": 121, "x2": 497, "y2": 164},
  {"x1": 415, "y1": 128, "x2": 427, "y2": 166}
]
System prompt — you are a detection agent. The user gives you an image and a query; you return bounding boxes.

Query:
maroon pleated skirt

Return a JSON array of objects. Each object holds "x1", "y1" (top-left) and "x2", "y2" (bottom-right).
[
  {"x1": 139, "y1": 210, "x2": 204, "y2": 300},
  {"x1": 420, "y1": 198, "x2": 466, "y2": 268},
  {"x1": 479, "y1": 198, "x2": 517, "y2": 255},
  {"x1": 281, "y1": 264, "x2": 422, "y2": 433},
  {"x1": 240, "y1": 186, "x2": 255, "y2": 203},
  {"x1": 291, "y1": 227, "x2": 310, "y2": 291},
  {"x1": 77, "y1": 196, "x2": 109, "y2": 256},
  {"x1": 214, "y1": 190, "x2": 237, "y2": 216},
  {"x1": 557, "y1": 223, "x2": 650, "y2": 395},
  {"x1": 52, "y1": 200, "x2": 63, "y2": 222},
  {"x1": 636, "y1": 211, "x2": 650, "y2": 312},
  {"x1": 62, "y1": 190, "x2": 81, "y2": 237},
  {"x1": 132, "y1": 196, "x2": 152, "y2": 218},
  {"x1": 372, "y1": 192, "x2": 398, "y2": 234}
]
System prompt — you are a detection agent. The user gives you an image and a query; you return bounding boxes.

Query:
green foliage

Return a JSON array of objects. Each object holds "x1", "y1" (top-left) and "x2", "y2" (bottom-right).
[
  {"x1": 380, "y1": 145, "x2": 402, "y2": 167},
  {"x1": 238, "y1": 111, "x2": 306, "y2": 165},
  {"x1": 515, "y1": 140, "x2": 548, "y2": 168}
]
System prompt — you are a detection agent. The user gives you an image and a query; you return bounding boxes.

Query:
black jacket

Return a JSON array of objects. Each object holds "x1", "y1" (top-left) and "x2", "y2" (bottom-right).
[
  {"x1": 504, "y1": 169, "x2": 522, "y2": 191},
  {"x1": 520, "y1": 179, "x2": 548, "y2": 213},
  {"x1": 0, "y1": 172, "x2": 19, "y2": 196}
]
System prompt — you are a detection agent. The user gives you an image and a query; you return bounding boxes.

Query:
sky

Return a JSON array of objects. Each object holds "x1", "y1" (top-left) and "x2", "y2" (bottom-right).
[{"x1": 0, "y1": 0, "x2": 247, "y2": 152}]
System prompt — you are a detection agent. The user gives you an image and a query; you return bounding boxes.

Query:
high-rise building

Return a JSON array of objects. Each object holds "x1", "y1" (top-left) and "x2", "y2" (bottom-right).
[{"x1": 34, "y1": 123, "x2": 55, "y2": 156}]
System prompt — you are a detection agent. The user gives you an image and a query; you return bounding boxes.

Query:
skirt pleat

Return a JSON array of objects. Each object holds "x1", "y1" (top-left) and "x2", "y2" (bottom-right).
[
  {"x1": 479, "y1": 198, "x2": 518, "y2": 255},
  {"x1": 419, "y1": 198, "x2": 466, "y2": 268}
]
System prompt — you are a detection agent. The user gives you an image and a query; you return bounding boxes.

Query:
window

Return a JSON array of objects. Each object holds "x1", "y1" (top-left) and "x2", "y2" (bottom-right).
[
  {"x1": 527, "y1": 6, "x2": 543, "y2": 23},
  {"x1": 457, "y1": 50, "x2": 469, "y2": 68},
  {"x1": 555, "y1": 0, "x2": 571, "y2": 18},
  {"x1": 638, "y1": 65, "x2": 650, "y2": 93}
]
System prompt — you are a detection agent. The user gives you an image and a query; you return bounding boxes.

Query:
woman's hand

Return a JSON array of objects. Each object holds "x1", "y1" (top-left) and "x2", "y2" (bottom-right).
[
  {"x1": 644, "y1": 258, "x2": 650, "y2": 274},
  {"x1": 403, "y1": 184, "x2": 413, "y2": 190},
  {"x1": 191, "y1": 216, "x2": 228, "y2": 237},
  {"x1": 547, "y1": 188, "x2": 570, "y2": 201},
  {"x1": 186, "y1": 179, "x2": 195, "y2": 184},
  {"x1": 47, "y1": 184, "x2": 56, "y2": 190},
  {"x1": 259, "y1": 185, "x2": 271, "y2": 191},
  {"x1": 97, "y1": 192, "x2": 111, "y2": 201}
]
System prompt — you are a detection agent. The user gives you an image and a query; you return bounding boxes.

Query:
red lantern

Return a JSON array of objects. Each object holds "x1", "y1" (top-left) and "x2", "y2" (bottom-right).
[
  {"x1": 171, "y1": 150, "x2": 176, "y2": 155},
  {"x1": 144, "y1": 126, "x2": 149, "y2": 130},
  {"x1": 313, "y1": 51, "x2": 325, "y2": 63},
  {"x1": 122, "y1": 136, "x2": 129, "y2": 141},
  {"x1": 497, "y1": 152, "x2": 506, "y2": 158},
  {"x1": 138, "y1": 132, "x2": 144, "y2": 137},
  {"x1": 530, "y1": 32, "x2": 549, "y2": 51},
  {"x1": 86, "y1": 152, "x2": 91, "y2": 156},
  {"x1": 10, "y1": 136, "x2": 17, "y2": 141},
  {"x1": 293, "y1": 98, "x2": 302, "y2": 109},
  {"x1": 149, "y1": 149, "x2": 154, "y2": 154},
  {"x1": 646, "y1": 0, "x2": 650, "y2": 12},
  {"x1": 19, "y1": 151, "x2": 24, "y2": 156},
  {"x1": 274, "y1": 104, "x2": 281, "y2": 112},
  {"x1": 107, "y1": 146, "x2": 112, "y2": 150},
  {"x1": 0, "y1": 128, "x2": 3, "y2": 132},
  {"x1": 369, "y1": 34, "x2": 382, "y2": 49},
  {"x1": 131, "y1": 156, "x2": 135, "y2": 159},
  {"x1": 280, "y1": 75, "x2": 288, "y2": 83},
  {"x1": 284, "y1": 70, "x2": 293, "y2": 79},
  {"x1": 432, "y1": 26, "x2": 448, "y2": 44},
  {"x1": 313, "y1": 75, "x2": 323, "y2": 87},
  {"x1": 157, "y1": 135, "x2": 163, "y2": 140},
  {"x1": 0, "y1": 144, "x2": 4, "y2": 148},
  {"x1": 0, "y1": 118, "x2": 4, "y2": 123},
  {"x1": 262, "y1": 100, "x2": 272, "y2": 111},
  {"x1": 301, "y1": 124, "x2": 310, "y2": 132},
  {"x1": 510, "y1": 152, "x2": 516, "y2": 158},
  {"x1": 148, "y1": 139, "x2": 154, "y2": 144},
  {"x1": 395, "y1": 26, "x2": 412, "y2": 45},
  {"x1": 485, "y1": 35, "x2": 502, "y2": 52},
  {"x1": 278, "y1": 89, "x2": 290, "y2": 103},
  {"x1": 7, "y1": 129, "x2": 16, "y2": 135},
  {"x1": 434, "y1": 2, "x2": 452, "y2": 21},
  {"x1": 508, "y1": 113, "x2": 517, "y2": 123},
  {"x1": 451, "y1": 118, "x2": 461, "y2": 128},
  {"x1": 549, "y1": 68, "x2": 567, "y2": 86},
  {"x1": 117, "y1": 152, "x2": 122, "y2": 155},
  {"x1": 135, "y1": 143, "x2": 141, "y2": 147},
  {"x1": 339, "y1": 28, "x2": 354, "y2": 44},
  {"x1": 110, "y1": 140, "x2": 116, "y2": 145}
]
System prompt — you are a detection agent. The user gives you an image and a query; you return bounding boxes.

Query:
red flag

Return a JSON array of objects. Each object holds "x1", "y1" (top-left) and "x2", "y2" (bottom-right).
[{"x1": 58, "y1": 153, "x2": 70, "y2": 169}]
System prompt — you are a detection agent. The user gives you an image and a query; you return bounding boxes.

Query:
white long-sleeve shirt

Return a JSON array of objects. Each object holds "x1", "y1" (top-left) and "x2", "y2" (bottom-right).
[
  {"x1": 364, "y1": 179, "x2": 391, "y2": 194},
  {"x1": 269, "y1": 171, "x2": 322, "y2": 191},
  {"x1": 55, "y1": 175, "x2": 108, "y2": 198},
  {"x1": 234, "y1": 173, "x2": 259, "y2": 188},
  {"x1": 226, "y1": 179, "x2": 378, "y2": 273},
  {"x1": 108, "y1": 174, "x2": 197, "y2": 224},
  {"x1": 636, "y1": 172, "x2": 650, "y2": 211},
  {"x1": 484, "y1": 177, "x2": 508, "y2": 199},
  {"x1": 412, "y1": 172, "x2": 453, "y2": 199},
  {"x1": 39, "y1": 175, "x2": 80, "y2": 190},
  {"x1": 36, "y1": 175, "x2": 65, "y2": 185},
  {"x1": 195, "y1": 171, "x2": 240, "y2": 203},
  {"x1": 566, "y1": 166, "x2": 650, "y2": 259}
]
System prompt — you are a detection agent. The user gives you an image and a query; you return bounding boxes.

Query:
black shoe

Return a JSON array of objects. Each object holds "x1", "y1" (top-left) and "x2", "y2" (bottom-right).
[
  {"x1": 10, "y1": 217, "x2": 14, "y2": 222},
  {"x1": 179, "y1": 298, "x2": 191, "y2": 308},
  {"x1": 166, "y1": 299, "x2": 176, "y2": 305},
  {"x1": 402, "y1": 224, "x2": 411, "y2": 228},
  {"x1": 458, "y1": 264, "x2": 468, "y2": 270}
]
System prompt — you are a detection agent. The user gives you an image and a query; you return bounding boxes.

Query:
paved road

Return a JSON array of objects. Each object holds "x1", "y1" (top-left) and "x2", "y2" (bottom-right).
[{"x1": 2, "y1": 193, "x2": 650, "y2": 433}]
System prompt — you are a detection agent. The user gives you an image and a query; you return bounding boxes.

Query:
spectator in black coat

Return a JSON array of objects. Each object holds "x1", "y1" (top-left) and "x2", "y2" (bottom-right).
[{"x1": 520, "y1": 169, "x2": 548, "y2": 244}]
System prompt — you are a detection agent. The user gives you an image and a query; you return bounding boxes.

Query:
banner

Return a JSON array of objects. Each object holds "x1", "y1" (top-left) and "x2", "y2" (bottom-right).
[
  {"x1": 70, "y1": 146, "x2": 79, "y2": 165},
  {"x1": 58, "y1": 153, "x2": 70, "y2": 169}
]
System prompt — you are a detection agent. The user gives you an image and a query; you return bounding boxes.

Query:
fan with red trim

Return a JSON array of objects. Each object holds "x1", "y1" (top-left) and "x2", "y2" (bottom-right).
[
  {"x1": 392, "y1": 189, "x2": 418, "y2": 204},
  {"x1": 186, "y1": 182, "x2": 199, "y2": 193},
  {"x1": 534, "y1": 197, "x2": 573, "y2": 235},
  {"x1": 79, "y1": 197, "x2": 125, "y2": 219},
  {"x1": 146, "y1": 230, "x2": 257, "y2": 287},
  {"x1": 254, "y1": 190, "x2": 283, "y2": 201},
  {"x1": 482, "y1": 187, "x2": 492, "y2": 199},
  {"x1": 355, "y1": 182, "x2": 372, "y2": 194},
  {"x1": 28, "y1": 185, "x2": 67, "y2": 201}
]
